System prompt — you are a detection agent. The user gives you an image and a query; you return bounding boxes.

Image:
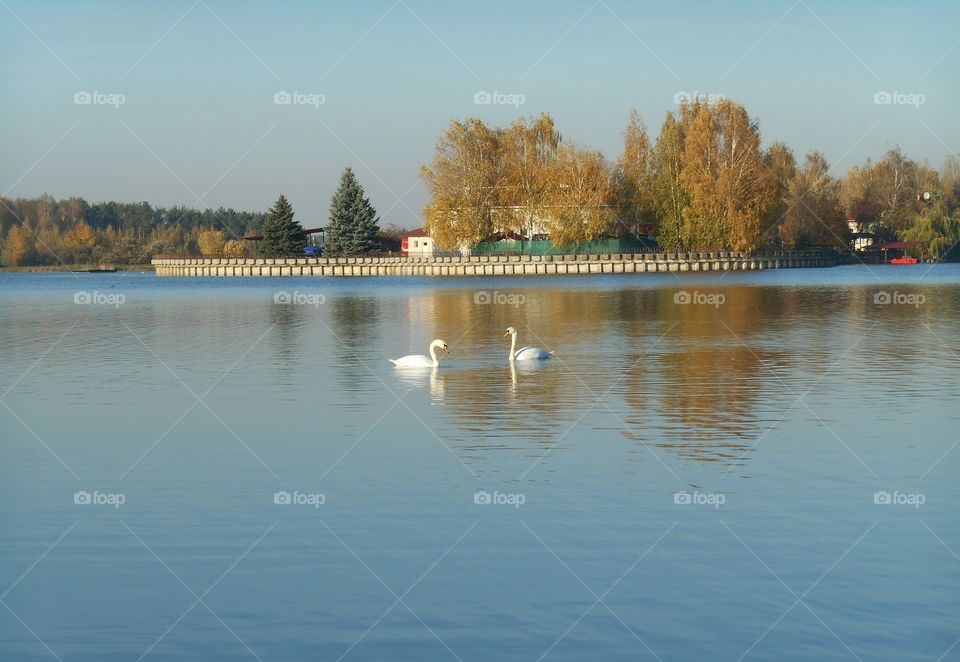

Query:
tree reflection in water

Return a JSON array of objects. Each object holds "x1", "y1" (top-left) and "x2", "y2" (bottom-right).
[{"x1": 371, "y1": 282, "x2": 845, "y2": 471}]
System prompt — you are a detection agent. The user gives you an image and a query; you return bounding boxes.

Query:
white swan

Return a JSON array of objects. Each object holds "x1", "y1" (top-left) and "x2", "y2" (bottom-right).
[
  {"x1": 390, "y1": 339, "x2": 449, "y2": 367},
  {"x1": 504, "y1": 326, "x2": 552, "y2": 362}
]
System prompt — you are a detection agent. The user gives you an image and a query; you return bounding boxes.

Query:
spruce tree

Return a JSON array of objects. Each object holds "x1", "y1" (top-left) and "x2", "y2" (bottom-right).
[
  {"x1": 326, "y1": 167, "x2": 380, "y2": 255},
  {"x1": 260, "y1": 194, "x2": 303, "y2": 257}
]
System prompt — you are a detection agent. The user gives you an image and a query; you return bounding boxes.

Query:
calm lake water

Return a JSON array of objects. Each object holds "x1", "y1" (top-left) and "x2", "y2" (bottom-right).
[{"x1": 1, "y1": 265, "x2": 958, "y2": 661}]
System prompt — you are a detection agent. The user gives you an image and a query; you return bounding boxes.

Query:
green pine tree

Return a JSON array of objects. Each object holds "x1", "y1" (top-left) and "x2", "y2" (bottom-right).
[
  {"x1": 326, "y1": 167, "x2": 380, "y2": 255},
  {"x1": 260, "y1": 194, "x2": 303, "y2": 257}
]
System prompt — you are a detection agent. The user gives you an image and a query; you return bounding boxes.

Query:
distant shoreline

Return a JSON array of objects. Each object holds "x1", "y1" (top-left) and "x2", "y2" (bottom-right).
[{"x1": 0, "y1": 264, "x2": 154, "y2": 273}]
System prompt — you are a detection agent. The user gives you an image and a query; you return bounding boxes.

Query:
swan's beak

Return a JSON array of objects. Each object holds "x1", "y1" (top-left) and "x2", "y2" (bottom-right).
[
  {"x1": 503, "y1": 330, "x2": 510, "y2": 337},
  {"x1": 442, "y1": 345, "x2": 449, "y2": 353}
]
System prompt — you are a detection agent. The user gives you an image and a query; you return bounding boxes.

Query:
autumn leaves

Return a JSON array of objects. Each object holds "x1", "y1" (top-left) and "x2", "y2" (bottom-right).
[{"x1": 420, "y1": 100, "x2": 851, "y2": 253}]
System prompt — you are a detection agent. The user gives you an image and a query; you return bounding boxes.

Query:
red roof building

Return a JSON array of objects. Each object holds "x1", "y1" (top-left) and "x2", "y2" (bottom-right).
[{"x1": 401, "y1": 230, "x2": 434, "y2": 256}]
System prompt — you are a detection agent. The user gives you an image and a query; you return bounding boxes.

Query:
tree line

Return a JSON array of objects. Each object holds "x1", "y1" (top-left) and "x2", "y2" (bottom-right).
[
  {"x1": 421, "y1": 100, "x2": 960, "y2": 259},
  {"x1": 0, "y1": 196, "x2": 268, "y2": 266},
  {"x1": 1, "y1": 166, "x2": 391, "y2": 266}
]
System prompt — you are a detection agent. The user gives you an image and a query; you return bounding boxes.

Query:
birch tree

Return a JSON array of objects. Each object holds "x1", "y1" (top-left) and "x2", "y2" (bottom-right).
[
  {"x1": 499, "y1": 113, "x2": 561, "y2": 237},
  {"x1": 680, "y1": 100, "x2": 775, "y2": 251},
  {"x1": 545, "y1": 143, "x2": 616, "y2": 247},
  {"x1": 421, "y1": 118, "x2": 504, "y2": 251}
]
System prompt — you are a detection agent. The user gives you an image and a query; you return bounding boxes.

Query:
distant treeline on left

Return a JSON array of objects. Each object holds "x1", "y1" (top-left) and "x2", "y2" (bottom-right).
[{"x1": 0, "y1": 195, "x2": 268, "y2": 267}]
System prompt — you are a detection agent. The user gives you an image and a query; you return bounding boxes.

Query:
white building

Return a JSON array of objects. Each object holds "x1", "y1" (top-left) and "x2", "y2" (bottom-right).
[{"x1": 401, "y1": 230, "x2": 435, "y2": 256}]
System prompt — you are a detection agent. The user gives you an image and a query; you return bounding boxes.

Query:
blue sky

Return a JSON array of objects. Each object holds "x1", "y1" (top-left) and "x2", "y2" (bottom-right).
[{"x1": 1, "y1": 0, "x2": 957, "y2": 227}]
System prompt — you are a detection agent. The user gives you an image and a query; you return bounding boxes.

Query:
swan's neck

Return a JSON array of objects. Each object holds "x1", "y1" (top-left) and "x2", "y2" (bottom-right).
[
  {"x1": 509, "y1": 332, "x2": 516, "y2": 362},
  {"x1": 429, "y1": 342, "x2": 439, "y2": 366}
]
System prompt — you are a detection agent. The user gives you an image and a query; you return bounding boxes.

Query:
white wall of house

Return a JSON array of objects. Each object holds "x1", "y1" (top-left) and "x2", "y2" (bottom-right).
[{"x1": 406, "y1": 236, "x2": 434, "y2": 255}]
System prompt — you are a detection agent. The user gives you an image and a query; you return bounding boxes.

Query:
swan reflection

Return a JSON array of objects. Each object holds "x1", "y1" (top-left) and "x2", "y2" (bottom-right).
[{"x1": 392, "y1": 366, "x2": 447, "y2": 403}]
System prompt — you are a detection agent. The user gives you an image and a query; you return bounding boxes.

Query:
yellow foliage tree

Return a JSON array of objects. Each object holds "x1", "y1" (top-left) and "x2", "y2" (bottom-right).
[
  {"x1": 66, "y1": 221, "x2": 96, "y2": 248},
  {"x1": 197, "y1": 228, "x2": 225, "y2": 257},
  {"x1": 780, "y1": 152, "x2": 848, "y2": 248},
  {"x1": 680, "y1": 100, "x2": 775, "y2": 251},
  {"x1": 650, "y1": 103, "x2": 698, "y2": 249},
  {"x1": 421, "y1": 118, "x2": 505, "y2": 251},
  {"x1": 545, "y1": 143, "x2": 615, "y2": 247},
  {"x1": 2, "y1": 225, "x2": 34, "y2": 266},
  {"x1": 614, "y1": 108, "x2": 653, "y2": 229},
  {"x1": 498, "y1": 113, "x2": 561, "y2": 237},
  {"x1": 223, "y1": 239, "x2": 246, "y2": 258}
]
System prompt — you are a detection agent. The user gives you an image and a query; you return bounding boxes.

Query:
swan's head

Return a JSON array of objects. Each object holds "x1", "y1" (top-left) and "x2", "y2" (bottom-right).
[
  {"x1": 431, "y1": 339, "x2": 449, "y2": 353},
  {"x1": 503, "y1": 326, "x2": 517, "y2": 338}
]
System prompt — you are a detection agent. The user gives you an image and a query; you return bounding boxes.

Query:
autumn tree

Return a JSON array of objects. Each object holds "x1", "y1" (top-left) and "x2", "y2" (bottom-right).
[
  {"x1": 223, "y1": 239, "x2": 246, "y2": 258},
  {"x1": 545, "y1": 143, "x2": 616, "y2": 246},
  {"x1": 901, "y1": 202, "x2": 960, "y2": 261},
  {"x1": 63, "y1": 221, "x2": 96, "y2": 263},
  {"x1": 421, "y1": 118, "x2": 505, "y2": 251},
  {"x1": 613, "y1": 109, "x2": 654, "y2": 232},
  {"x1": 197, "y1": 228, "x2": 226, "y2": 257},
  {"x1": 939, "y1": 155, "x2": 960, "y2": 209},
  {"x1": 763, "y1": 142, "x2": 797, "y2": 246},
  {"x1": 841, "y1": 148, "x2": 934, "y2": 241},
  {"x1": 779, "y1": 152, "x2": 847, "y2": 248},
  {"x1": 650, "y1": 104, "x2": 696, "y2": 249},
  {"x1": 2, "y1": 225, "x2": 34, "y2": 266},
  {"x1": 679, "y1": 100, "x2": 775, "y2": 251},
  {"x1": 498, "y1": 113, "x2": 561, "y2": 237}
]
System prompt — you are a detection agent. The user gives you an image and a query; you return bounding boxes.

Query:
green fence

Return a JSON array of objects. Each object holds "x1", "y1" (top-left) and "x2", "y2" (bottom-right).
[{"x1": 471, "y1": 239, "x2": 652, "y2": 255}]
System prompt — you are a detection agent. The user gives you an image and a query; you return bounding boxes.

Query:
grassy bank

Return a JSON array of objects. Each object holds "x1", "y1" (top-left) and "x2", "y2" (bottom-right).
[{"x1": 0, "y1": 264, "x2": 155, "y2": 273}]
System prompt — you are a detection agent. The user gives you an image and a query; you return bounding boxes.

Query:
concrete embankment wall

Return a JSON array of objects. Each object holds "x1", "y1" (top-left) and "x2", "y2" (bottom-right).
[{"x1": 152, "y1": 251, "x2": 838, "y2": 277}]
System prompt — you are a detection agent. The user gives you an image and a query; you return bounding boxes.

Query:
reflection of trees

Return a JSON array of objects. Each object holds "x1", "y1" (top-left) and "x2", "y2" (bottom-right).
[
  {"x1": 328, "y1": 296, "x2": 381, "y2": 359},
  {"x1": 410, "y1": 362, "x2": 570, "y2": 450},
  {"x1": 619, "y1": 286, "x2": 796, "y2": 464},
  {"x1": 392, "y1": 284, "x2": 791, "y2": 466},
  {"x1": 318, "y1": 282, "x2": 898, "y2": 471},
  {"x1": 268, "y1": 300, "x2": 307, "y2": 371},
  {"x1": 326, "y1": 296, "x2": 383, "y2": 405}
]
